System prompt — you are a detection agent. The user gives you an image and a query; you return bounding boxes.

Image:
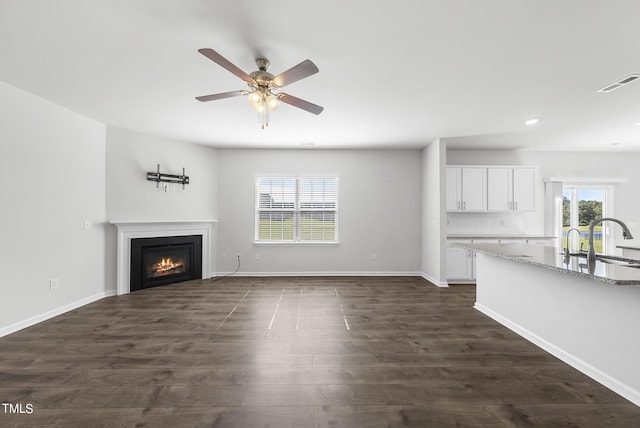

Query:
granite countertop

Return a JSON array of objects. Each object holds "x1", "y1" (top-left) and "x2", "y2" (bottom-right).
[
  {"x1": 454, "y1": 242, "x2": 640, "y2": 287},
  {"x1": 617, "y1": 245, "x2": 640, "y2": 251},
  {"x1": 447, "y1": 234, "x2": 556, "y2": 240}
]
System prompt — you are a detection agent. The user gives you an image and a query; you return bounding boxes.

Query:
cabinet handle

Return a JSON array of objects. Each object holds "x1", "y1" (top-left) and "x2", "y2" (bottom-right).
[
  {"x1": 457, "y1": 200, "x2": 460, "y2": 209},
  {"x1": 515, "y1": 201, "x2": 518, "y2": 210},
  {"x1": 463, "y1": 201, "x2": 466, "y2": 210}
]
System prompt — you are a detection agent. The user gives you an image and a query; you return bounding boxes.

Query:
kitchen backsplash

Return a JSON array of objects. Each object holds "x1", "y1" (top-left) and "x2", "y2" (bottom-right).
[{"x1": 447, "y1": 212, "x2": 527, "y2": 234}]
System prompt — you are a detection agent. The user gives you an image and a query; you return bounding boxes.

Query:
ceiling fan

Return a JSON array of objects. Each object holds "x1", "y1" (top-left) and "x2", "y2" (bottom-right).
[{"x1": 196, "y1": 48, "x2": 324, "y2": 128}]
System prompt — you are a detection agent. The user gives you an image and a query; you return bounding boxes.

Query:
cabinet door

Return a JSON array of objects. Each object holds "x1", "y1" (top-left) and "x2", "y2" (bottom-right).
[
  {"x1": 487, "y1": 167, "x2": 512, "y2": 211},
  {"x1": 513, "y1": 168, "x2": 536, "y2": 211},
  {"x1": 446, "y1": 167, "x2": 461, "y2": 211},
  {"x1": 447, "y1": 247, "x2": 473, "y2": 280},
  {"x1": 461, "y1": 168, "x2": 487, "y2": 211}
]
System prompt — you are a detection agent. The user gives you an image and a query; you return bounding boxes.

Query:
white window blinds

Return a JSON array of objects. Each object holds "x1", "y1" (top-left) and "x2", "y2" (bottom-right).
[{"x1": 255, "y1": 176, "x2": 338, "y2": 242}]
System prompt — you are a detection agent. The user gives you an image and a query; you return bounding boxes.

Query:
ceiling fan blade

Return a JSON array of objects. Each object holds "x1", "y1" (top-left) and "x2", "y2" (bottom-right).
[
  {"x1": 198, "y1": 48, "x2": 254, "y2": 83},
  {"x1": 277, "y1": 93, "x2": 324, "y2": 115},
  {"x1": 196, "y1": 90, "x2": 246, "y2": 102},
  {"x1": 272, "y1": 60, "x2": 319, "y2": 88}
]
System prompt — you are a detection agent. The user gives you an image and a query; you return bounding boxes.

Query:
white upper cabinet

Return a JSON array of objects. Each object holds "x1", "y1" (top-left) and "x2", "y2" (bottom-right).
[
  {"x1": 487, "y1": 167, "x2": 512, "y2": 211},
  {"x1": 446, "y1": 167, "x2": 462, "y2": 211},
  {"x1": 487, "y1": 166, "x2": 536, "y2": 212},
  {"x1": 446, "y1": 167, "x2": 487, "y2": 212},
  {"x1": 512, "y1": 167, "x2": 536, "y2": 211},
  {"x1": 448, "y1": 165, "x2": 536, "y2": 213},
  {"x1": 462, "y1": 168, "x2": 487, "y2": 211}
]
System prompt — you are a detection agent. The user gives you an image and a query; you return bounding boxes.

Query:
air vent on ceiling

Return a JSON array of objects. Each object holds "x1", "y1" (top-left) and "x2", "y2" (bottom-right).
[{"x1": 597, "y1": 74, "x2": 640, "y2": 93}]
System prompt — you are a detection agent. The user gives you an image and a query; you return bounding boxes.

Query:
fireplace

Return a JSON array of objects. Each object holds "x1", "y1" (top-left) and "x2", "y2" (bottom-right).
[
  {"x1": 130, "y1": 235, "x2": 202, "y2": 291},
  {"x1": 112, "y1": 220, "x2": 215, "y2": 295}
]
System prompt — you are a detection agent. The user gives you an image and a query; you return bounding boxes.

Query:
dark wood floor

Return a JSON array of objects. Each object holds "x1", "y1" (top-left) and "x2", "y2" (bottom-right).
[{"x1": 1, "y1": 277, "x2": 639, "y2": 427}]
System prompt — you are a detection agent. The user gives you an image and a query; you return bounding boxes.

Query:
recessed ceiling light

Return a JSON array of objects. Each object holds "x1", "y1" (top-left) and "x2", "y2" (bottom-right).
[{"x1": 525, "y1": 118, "x2": 539, "y2": 126}]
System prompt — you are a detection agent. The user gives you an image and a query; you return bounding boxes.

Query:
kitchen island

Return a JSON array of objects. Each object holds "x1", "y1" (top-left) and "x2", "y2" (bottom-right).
[{"x1": 455, "y1": 242, "x2": 640, "y2": 407}]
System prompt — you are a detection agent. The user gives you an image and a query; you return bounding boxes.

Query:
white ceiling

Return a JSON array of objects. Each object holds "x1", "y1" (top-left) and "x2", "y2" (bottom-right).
[{"x1": 2, "y1": 0, "x2": 640, "y2": 151}]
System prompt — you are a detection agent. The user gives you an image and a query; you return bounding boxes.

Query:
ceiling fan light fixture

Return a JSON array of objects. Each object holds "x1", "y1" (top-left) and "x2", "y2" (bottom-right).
[
  {"x1": 197, "y1": 48, "x2": 323, "y2": 129},
  {"x1": 248, "y1": 91, "x2": 262, "y2": 108},
  {"x1": 266, "y1": 94, "x2": 280, "y2": 111}
]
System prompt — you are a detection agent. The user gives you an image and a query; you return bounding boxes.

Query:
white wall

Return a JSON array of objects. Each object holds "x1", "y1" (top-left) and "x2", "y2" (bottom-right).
[
  {"x1": 106, "y1": 127, "x2": 218, "y2": 221},
  {"x1": 446, "y1": 149, "x2": 640, "y2": 246},
  {"x1": 216, "y1": 149, "x2": 422, "y2": 275},
  {"x1": 105, "y1": 127, "x2": 219, "y2": 288},
  {"x1": 0, "y1": 81, "x2": 107, "y2": 334},
  {"x1": 421, "y1": 140, "x2": 447, "y2": 286}
]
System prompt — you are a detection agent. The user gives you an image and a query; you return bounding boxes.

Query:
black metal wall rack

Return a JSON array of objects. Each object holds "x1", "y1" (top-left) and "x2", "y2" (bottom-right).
[{"x1": 146, "y1": 164, "x2": 189, "y2": 189}]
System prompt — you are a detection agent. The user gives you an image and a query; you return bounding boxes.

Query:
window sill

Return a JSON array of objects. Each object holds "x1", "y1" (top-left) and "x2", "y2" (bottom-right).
[{"x1": 253, "y1": 241, "x2": 340, "y2": 247}]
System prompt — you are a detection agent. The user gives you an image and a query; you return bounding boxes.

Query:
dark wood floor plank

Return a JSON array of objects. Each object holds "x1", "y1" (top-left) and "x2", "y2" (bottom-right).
[
  {"x1": 0, "y1": 276, "x2": 638, "y2": 427},
  {"x1": 0, "y1": 406, "x2": 314, "y2": 428},
  {"x1": 314, "y1": 404, "x2": 505, "y2": 428}
]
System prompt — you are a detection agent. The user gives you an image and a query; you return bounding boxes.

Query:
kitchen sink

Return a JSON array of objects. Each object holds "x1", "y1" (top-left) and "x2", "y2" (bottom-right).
[
  {"x1": 596, "y1": 258, "x2": 640, "y2": 268},
  {"x1": 567, "y1": 252, "x2": 640, "y2": 268}
]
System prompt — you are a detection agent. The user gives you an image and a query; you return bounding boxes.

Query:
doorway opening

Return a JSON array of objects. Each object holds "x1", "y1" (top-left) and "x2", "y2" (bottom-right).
[{"x1": 562, "y1": 186, "x2": 611, "y2": 254}]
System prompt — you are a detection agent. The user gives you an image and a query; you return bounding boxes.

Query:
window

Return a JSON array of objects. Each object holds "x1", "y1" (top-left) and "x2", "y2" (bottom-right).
[
  {"x1": 562, "y1": 185, "x2": 611, "y2": 253},
  {"x1": 255, "y1": 176, "x2": 338, "y2": 243}
]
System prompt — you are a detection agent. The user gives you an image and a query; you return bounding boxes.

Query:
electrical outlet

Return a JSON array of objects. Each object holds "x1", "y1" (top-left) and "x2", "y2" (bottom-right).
[
  {"x1": 236, "y1": 253, "x2": 241, "y2": 261},
  {"x1": 255, "y1": 253, "x2": 261, "y2": 261},
  {"x1": 84, "y1": 220, "x2": 91, "y2": 230},
  {"x1": 50, "y1": 278, "x2": 59, "y2": 290},
  {"x1": 221, "y1": 253, "x2": 227, "y2": 261}
]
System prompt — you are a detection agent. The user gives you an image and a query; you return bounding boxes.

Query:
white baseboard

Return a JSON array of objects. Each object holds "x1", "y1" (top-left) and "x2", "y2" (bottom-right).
[
  {"x1": 420, "y1": 272, "x2": 448, "y2": 287},
  {"x1": 212, "y1": 271, "x2": 423, "y2": 278},
  {"x1": 475, "y1": 302, "x2": 640, "y2": 407},
  {"x1": 211, "y1": 271, "x2": 450, "y2": 288},
  {"x1": 0, "y1": 290, "x2": 117, "y2": 338}
]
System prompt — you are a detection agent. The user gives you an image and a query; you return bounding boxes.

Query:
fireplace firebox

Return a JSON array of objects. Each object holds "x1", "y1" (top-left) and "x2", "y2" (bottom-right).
[{"x1": 130, "y1": 235, "x2": 202, "y2": 291}]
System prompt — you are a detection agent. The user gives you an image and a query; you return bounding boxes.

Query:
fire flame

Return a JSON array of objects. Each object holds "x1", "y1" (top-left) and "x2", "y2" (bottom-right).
[
  {"x1": 159, "y1": 258, "x2": 177, "y2": 272},
  {"x1": 149, "y1": 256, "x2": 185, "y2": 278}
]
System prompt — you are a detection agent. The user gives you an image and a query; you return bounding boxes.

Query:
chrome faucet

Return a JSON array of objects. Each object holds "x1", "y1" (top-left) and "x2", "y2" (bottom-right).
[
  {"x1": 586, "y1": 217, "x2": 634, "y2": 268},
  {"x1": 564, "y1": 227, "x2": 581, "y2": 257}
]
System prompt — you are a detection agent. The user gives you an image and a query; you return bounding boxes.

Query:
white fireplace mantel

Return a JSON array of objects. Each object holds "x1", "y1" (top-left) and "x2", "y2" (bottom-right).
[{"x1": 111, "y1": 220, "x2": 217, "y2": 295}]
